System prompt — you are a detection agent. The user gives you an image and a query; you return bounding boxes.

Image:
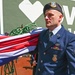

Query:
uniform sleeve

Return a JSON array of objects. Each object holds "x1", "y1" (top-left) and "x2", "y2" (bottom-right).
[{"x1": 66, "y1": 35, "x2": 75, "y2": 75}]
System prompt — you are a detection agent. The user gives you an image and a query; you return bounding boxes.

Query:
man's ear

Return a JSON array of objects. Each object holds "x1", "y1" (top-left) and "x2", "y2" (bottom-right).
[
  {"x1": 60, "y1": 14, "x2": 63, "y2": 19},
  {"x1": 59, "y1": 14, "x2": 64, "y2": 22},
  {"x1": 59, "y1": 15, "x2": 64, "y2": 23}
]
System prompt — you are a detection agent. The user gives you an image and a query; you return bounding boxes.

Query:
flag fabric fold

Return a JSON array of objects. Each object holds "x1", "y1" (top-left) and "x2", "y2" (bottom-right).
[{"x1": 0, "y1": 27, "x2": 44, "y2": 66}]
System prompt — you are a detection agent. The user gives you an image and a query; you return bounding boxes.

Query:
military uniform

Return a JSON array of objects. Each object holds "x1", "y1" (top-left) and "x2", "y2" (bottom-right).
[{"x1": 35, "y1": 26, "x2": 75, "y2": 75}]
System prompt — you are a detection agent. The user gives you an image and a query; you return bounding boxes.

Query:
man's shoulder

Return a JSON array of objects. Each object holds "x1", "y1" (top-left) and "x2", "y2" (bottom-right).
[
  {"x1": 61, "y1": 25, "x2": 75, "y2": 37},
  {"x1": 40, "y1": 29, "x2": 48, "y2": 35},
  {"x1": 65, "y1": 29, "x2": 75, "y2": 36},
  {"x1": 64, "y1": 29, "x2": 75, "y2": 42}
]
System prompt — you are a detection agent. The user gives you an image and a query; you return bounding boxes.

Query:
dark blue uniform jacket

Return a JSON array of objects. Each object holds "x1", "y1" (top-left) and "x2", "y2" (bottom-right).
[{"x1": 35, "y1": 26, "x2": 75, "y2": 75}]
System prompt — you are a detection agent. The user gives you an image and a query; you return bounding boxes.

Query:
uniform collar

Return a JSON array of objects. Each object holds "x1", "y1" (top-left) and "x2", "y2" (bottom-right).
[
  {"x1": 45, "y1": 25, "x2": 65, "y2": 51},
  {"x1": 49, "y1": 25, "x2": 62, "y2": 35}
]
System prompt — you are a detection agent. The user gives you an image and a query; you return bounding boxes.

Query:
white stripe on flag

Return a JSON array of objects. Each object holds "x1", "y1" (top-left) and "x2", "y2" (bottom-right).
[{"x1": 0, "y1": 46, "x2": 36, "y2": 59}]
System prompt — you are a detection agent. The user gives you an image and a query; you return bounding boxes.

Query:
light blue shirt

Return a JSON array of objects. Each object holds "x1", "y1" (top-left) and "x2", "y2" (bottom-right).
[
  {"x1": 51, "y1": 25, "x2": 62, "y2": 35},
  {"x1": 44, "y1": 25, "x2": 62, "y2": 47},
  {"x1": 49, "y1": 25, "x2": 62, "y2": 41}
]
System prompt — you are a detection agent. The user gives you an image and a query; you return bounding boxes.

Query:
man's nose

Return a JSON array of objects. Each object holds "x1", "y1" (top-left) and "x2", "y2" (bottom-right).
[{"x1": 45, "y1": 16, "x2": 49, "y2": 20}]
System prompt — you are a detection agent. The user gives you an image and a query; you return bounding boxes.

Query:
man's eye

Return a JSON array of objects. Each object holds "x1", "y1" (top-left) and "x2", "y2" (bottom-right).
[{"x1": 48, "y1": 14, "x2": 53, "y2": 17}]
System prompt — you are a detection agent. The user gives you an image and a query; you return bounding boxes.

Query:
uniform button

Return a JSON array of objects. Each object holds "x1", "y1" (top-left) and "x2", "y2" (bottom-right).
[
  {"x1": 41, "y1": 60, "x2": 43, "y2": 63},
  {"x1": 44, "y1": 52, "x2": 46, "y2": 55},
  {"x1": 38, "y1": 68, "x2": 40, "y2": 71}
]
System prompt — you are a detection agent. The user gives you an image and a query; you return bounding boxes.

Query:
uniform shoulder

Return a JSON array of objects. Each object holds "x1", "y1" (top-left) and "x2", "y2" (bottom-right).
[
  {"x1": 65, "y1": 30, "x2": 75, "y2": 41},
  {"x1": 40, "y1": 29, "x2": 48, "y2": 36},
  {"x1": 66, "y1": 30, "x2": 75, "y2": 36}
]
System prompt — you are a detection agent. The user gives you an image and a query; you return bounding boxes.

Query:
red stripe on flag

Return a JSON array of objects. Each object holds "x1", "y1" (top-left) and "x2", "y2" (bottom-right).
[
  {"x1": 0, "y1": 33, "x2": 39, "y2": 48},
  {"x1": 0, "y1": 38, "x2": 38, "y2": 53},
  {"x1": 0, "y1": 35, "x2": 9, "y2": 39}
]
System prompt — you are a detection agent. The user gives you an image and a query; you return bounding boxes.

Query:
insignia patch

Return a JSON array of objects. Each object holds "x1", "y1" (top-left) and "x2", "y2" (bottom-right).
[
  {"x1": 50, "y1": 2, "x2": 56, "y2": 8},
  {"x1": 52, "y1": 54, "x2": 57, "y2": 62},
  {"x1": 51, "y1": 43, "x2": 61, "y2": 50}
]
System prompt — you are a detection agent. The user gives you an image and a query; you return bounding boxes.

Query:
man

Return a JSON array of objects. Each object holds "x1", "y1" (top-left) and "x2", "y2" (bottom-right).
[{"x1": 34, "y1": 2, "x2": 75, "y2": 75}]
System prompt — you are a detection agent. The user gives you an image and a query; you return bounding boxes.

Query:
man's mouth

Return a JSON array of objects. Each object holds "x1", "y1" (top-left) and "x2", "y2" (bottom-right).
[{"x1": 46, "y1": 21, "x2": 51, "y2": 24}]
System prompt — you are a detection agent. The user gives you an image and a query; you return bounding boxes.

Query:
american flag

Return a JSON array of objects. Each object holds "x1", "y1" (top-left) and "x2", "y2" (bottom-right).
[{"x1": 0, "y1": 28, "x2": 44, "y2": 66}]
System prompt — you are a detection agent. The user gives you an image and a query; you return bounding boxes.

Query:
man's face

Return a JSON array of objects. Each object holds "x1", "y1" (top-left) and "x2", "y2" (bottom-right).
[{"x1": 44, "y1": 9, "x2": 63, "y2": 30}]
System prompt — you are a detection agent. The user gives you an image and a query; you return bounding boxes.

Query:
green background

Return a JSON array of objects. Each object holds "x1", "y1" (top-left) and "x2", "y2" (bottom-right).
[{"x1": 2, "y1": 0, "x2": 75, "y2": 33}]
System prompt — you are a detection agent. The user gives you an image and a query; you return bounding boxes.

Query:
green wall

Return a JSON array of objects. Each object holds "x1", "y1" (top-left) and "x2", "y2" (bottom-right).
[{"x1": 2, "y1": 0, "x2": 75, "y2": 34}]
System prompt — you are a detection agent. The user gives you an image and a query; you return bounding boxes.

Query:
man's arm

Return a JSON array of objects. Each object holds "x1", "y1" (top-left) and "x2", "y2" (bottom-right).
[{"x1": 66, "y1": 35, "x2": 75, "y2": 75}]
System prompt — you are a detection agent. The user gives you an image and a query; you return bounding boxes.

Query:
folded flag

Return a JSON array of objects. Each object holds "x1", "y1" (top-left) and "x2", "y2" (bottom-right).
[{"x1": 0, "y1": 27, "x2": 44, "y2": 66}]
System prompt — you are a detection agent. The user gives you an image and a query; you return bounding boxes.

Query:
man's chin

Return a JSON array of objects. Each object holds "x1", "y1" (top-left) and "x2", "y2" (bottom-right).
[{"x1": 46, "y1": 24, "x2": 51, "y2": 27}]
